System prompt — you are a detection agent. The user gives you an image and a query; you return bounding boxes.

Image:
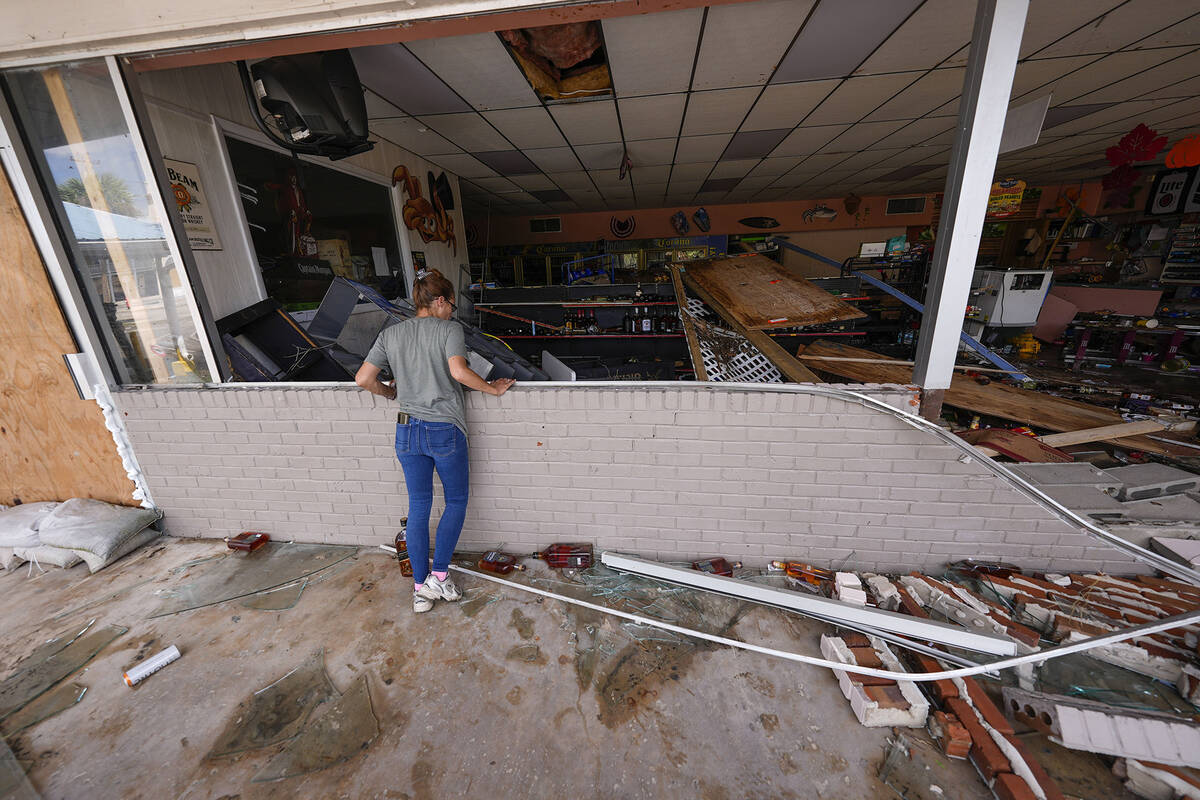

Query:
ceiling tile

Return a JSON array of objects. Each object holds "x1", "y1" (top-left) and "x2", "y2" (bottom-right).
[
  {"x1": 878, "y1": 162, "x2": 940, "y2": 182},
  {"x1": 872, "y1": 116, "x2": 957, "y2": 148},
  {"x1": 1140, "y1": 73, "x2": 1200, "y2": 100},
  {"x1": 352, "y1": 44, "x2": 472, "y2": 115},
  {"x1": 692, "y1": 0, "x2": 818, "y2": 90},
  {"x1": 721, "y1": 129, "x2": 791, "y2": 160},
  {"x1": 1029, "y1": 47, "x2": 1193, "y2": 105},
  {"x1": 1035, "y1": 1, "x2": 1198, "y2": 58},
  {"x1": 632, "y1": 165, "x2": 672, "y2": 183},
  {"x1": 681, "y1": 88, "x2": 762, "y2": 136},
  {"x1": 675, "y1": 134, "x2": 733, "y2": 163},
  {"x1": 508, "y1": 173, "x2": 556, "y2": 191},
  {"x1": 529, "y1": 189, "x2": 570, "y2": 203},
  {"x1": 549, "y1": 100, "x2": 621, "y2": 145},
  {"x1": 834, "y1": 148, "x2": 905, "y2": 170},
  {"x1": 1131, "y1": 10, "x2": 1200, "y2": 49},
  {"x1": 863, "y1": 68, "x2": 965, "y2": 122},
  {"x1": 1019, "y1": 1, "x2": 1125, "y2": 58},
  {"x1": 818, "y1": 120, "x2": 908, "y2": 152},
  {"x1": 1040, "y1": 103, "x2": 1117, "y2": 130},
  {"x1": 774, "y1": 0, "x2": 923, "y2": 82},
  {"x1": 747, "y1": 156, "x2": 806, "y2": 177},
  {"x1": 1009, "y1": 55, "x2": 1103, "y2": 100},
  {"x1": 804, "y1": 73, "x2": 917, "y2": 125},
  {"x1": 699, "y1": 178, "x2": 742, "y2": 193},
  {"x1": 736, "y1": 175, "x2": 780, "y2": 189},
  {"x1": 481, "y1": 108, "x2": 566, "y2": 150},
  {"x1": 469, "y1": 176, "x2": 520, "y2": 193},
  {"x1": 1042, "y1": 101, "x2": 1160, "y2": 136},
  {"x1": 741, "y1": 80, "x2": 839, "y2": 131},
  {"x1": 626, "y1": 138, "x2": 678, "y2": 166},
  {"x1": 855, "y1": 0, "x2": 975, "y2": 75},
  {"x1": 602, "y1": 7, "x2": 704, "y2": 97},
  {"x1": 618, "y1": 94, "x2": 688, "y2": 141},
  {"x1": 526, "y1": 147, "x2": 582, "y2": 173},
  {"x1": 546, "y1": 171, "x2": 595, "y2": 189},
  {"x1": 573, "y1": 142, "x2": 627, "y2": 171},
  {"x1": 426, "y1": 153, "x2": 497, "y2": 179},
  {"x1": 772, "y1": 125, "x2": 850, "y2": 156},
  {"x1": 794, "y1": 152, "x2": 852, "y2": 172},
  {"x1": 1071, "y1": 48, "x2": 1200, "y2": 104},
  {"x1": 418, "y1": 113, "x2": 510, "y2": 151},
  {"x1": 670, "y1": 163, "x2": 715, "y2": 181},
  {"x1": 363, "y1": 88, "x2": 406, "y2": 120},
  {"x1": 709, "y1": 159, "x2": 759, "y2": 179},
  {"x1": 405, "y1": 34, "x2": 539, "y2": 110},
  {"x1": 371, "y1": 118, "x2": 462, "y2": 155}
]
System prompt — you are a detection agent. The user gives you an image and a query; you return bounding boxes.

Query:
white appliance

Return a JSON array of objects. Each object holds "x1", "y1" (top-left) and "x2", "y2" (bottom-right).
[{"x1": 970, "y1": 269, "x2": 1052, "y2": 327}]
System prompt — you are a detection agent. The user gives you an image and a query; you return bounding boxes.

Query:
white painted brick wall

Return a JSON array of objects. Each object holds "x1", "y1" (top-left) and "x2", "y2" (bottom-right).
[{"x1": 113, "y1": 383, "x2": 1148, "y2": 574}]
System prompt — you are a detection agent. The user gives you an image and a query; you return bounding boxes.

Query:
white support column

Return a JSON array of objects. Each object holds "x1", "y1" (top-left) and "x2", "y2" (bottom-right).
[{"x1": 912, "y1": 0, "x2": 1028, "y2": 418}]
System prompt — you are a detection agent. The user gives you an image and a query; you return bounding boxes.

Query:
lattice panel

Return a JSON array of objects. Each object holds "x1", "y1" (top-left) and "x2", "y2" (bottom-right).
[{"x1": 682, "y1": 296, "x2": 782, "y2": 384}]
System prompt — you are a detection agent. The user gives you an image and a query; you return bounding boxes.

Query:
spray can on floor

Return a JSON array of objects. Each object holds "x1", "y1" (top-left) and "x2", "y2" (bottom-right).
[{"x1": 123, "y1": 645, "x2": 181, "y2": 687}]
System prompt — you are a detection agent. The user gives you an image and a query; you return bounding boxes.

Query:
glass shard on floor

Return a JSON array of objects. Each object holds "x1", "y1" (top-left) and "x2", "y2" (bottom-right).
[
  {"x1": 252, "y1": 673, "x2": 379, "y2": 782},
  {"x1": 0, "y1": 625, "x2": 125, "y2": 723},
  {"x1": 0, "y1": 682, "x2": 86, "y2": 736},
  {"x1": 239, "y1": 578, "x2": 308, "y2": 611},
  {"x1": 206, "y1": 650, "x2": 336, "y2": 758},
  {"x1": 0, "y1": 735, "x2": 38, "y2": 800},
  {"x1": 150, "y1": 543, "x2": 355, "y2": 617}
]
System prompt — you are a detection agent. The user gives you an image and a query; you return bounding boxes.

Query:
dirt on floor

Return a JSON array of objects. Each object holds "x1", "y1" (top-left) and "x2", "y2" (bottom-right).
[{"x1": 0, "y1": 539, "x2": 1132, "y2": 799}]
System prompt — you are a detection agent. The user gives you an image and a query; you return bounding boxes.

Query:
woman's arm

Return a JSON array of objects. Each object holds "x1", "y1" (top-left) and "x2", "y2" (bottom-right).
[
  {"x1": 355, "y1": 362, "x2": 397, "y2": 400},
  {"x1": 448, "y1": 356, "x2": 514, "y2": 396}
]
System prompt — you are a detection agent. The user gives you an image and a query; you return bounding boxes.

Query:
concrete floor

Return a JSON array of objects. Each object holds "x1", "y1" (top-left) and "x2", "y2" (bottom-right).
[{"x1": 0, "y1": 539, "x2": 1122, "y2": 799}]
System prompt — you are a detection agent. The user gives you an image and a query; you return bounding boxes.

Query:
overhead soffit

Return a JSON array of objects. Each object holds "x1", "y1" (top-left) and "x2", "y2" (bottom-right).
[{"x1": 168, "y1": 0, "x2": 1200, "y2": 214}]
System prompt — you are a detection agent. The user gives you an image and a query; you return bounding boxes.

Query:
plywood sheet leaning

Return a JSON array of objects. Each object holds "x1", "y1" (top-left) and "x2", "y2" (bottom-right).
[
  {"x1": 682, "y1": 253, "x2": 867, "y2": 330},
  {"x1": 0, "y1": 167, "x2": 135, "y2": 505},
  {"x1": 798, "y1": 340, "x2": 1176, "y2": 455}
]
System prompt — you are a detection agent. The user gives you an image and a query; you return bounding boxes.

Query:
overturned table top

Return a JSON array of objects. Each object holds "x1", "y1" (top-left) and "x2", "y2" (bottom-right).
[{"x1": 681, "y1": 254, "x2": 866, "y2": 330}]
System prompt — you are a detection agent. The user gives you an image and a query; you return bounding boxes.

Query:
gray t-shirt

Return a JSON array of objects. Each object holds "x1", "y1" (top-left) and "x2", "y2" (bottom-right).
[{"x1": 365, "y1": 317, "x2": 469, "y2": 436}]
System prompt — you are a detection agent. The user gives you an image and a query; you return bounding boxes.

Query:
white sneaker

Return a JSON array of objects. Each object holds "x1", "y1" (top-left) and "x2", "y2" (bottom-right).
[
  {"x1": 417, "y1": 574, "x2": 462, "y2": 602},
  {"x1": 413, "y1": 592, "x2": 433, "y2": 613}
]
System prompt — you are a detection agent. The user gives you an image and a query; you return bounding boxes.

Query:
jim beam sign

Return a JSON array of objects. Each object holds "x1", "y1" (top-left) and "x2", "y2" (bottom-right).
[{"x1": 165, "y1": 159, "x2": 222, "y2": 250}]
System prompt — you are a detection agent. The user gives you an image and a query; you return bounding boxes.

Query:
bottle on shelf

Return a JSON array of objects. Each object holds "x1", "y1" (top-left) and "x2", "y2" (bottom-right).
[
  {"x1": 623, "y1": 308, "x2": 634, "y2": 334},
  {"x1": 531, "y1": 543, "x2": 593, "y2": 569},
  {"x1": 640, "y1": 307, "x2": 653, "y2": 334},
  {"x1": 479, "y1": 550, "x2": 526, "y2": 575},
  {"x1": 588, "y1": 309, "x2": 599, "y2": 333}
]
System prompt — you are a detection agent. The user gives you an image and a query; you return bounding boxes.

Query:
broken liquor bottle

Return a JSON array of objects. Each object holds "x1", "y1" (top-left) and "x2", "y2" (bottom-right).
[
  {"x1": 531, "y1": 543, "x2": 593, "y2": 569},
  {"x1": 478, "y1": 551, "x2": 526, "y2": 575}
]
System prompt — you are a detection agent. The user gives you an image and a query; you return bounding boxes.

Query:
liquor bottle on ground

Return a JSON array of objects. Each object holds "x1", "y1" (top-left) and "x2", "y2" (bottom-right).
[{"x1": 531, "y1": 543, "x2": 594, "y2": 569}]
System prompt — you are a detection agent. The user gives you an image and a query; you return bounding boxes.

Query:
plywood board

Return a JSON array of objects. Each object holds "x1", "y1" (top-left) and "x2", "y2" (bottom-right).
[
  {"x1": 799, "y1": 340, "x2": 1175, "y2": 455},
  {"x1": 0, "y1": 166, "x2": 135, "y2": 505},
  {"x1": 682, "y1": 254, "x2": 867, "y2": 330}
]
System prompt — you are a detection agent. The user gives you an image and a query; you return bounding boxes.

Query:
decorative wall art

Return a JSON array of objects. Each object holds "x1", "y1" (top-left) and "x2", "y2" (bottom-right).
[
  {"x1": 609, "y1": 215, "x2": 636, "y2": 238},
  {"x1": 391, "y1": 166, "x2": 458, "y2": 255},
  {"x1": 1102, "y1": 123, "x2": 1168, "y2": 208}
]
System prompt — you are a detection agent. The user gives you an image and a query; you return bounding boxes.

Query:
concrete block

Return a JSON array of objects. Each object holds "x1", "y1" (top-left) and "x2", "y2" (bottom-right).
[
  {"x1": 1009, "y1": 462, "x2": 1123, "y2": 493},
  {"x1": 1040, "y1": 485, "x2": 1130, "y2": 518},
  {"x1": 1149, "y1": 537, "x2": 1200, "y2": 568},
  {"x1": 1104, "y1": 463, "x2": 1200, "y2": 501}
]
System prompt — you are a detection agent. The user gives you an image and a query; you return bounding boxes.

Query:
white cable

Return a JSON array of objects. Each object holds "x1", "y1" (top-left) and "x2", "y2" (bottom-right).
[{"x1": 450, "y1": 564, "x2": 1200, "y2": 683}]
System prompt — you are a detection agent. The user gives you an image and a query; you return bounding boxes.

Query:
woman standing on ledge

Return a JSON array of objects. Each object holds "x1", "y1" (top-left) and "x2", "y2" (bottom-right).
[{"x1": 355, "y1": 269, "x2": 514, "y2": 613}]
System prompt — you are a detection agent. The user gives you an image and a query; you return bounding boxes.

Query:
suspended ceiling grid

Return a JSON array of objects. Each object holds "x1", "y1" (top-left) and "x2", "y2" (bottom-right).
[{"x1": 344, "y1": 0, "x2": 1200, "y2": 216}]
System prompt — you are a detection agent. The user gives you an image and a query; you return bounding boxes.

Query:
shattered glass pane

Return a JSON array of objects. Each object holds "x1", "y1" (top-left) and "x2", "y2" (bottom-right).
[
  {"x1": 150, "y1": 543, "x2": 355, "y2": 617},
  {"x1": 252, "y1": 674, "x2": 379, "y2": 782},
  {"x1": 207, "y1": 650, "x2": 336, "y2": 758},
  {"x1": 0, "y1": 682, "x2": 86, "y2": 737},
  {"x1": 239, "y1": 578, "x2": 307, "y2": 611},
  {"x1": 52, "y1": 578, "x2": 156, "y2": 622},
  {"x1": 1036, "y1": 653, "x2": 1196, "y2": 715},
  {"x1": 0, "y1": 736, "x2": 37, "y2": 800},
  {"x1": 0, "y1": 625, "x2": 125, "y2": 722}
]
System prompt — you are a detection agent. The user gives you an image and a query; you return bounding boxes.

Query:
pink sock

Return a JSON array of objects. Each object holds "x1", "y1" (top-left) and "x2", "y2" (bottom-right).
[
  {"x1": 432, "y1": 570, "x2": 448, "y2": 582},
  {"x1": 414, "y1": 582, "x2": 423, "y2": 592}
]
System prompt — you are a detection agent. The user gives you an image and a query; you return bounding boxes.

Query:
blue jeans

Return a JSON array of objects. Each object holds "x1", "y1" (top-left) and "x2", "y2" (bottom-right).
[{"x1": 395, "y1": 419, "x2": 469, "y2": 585}]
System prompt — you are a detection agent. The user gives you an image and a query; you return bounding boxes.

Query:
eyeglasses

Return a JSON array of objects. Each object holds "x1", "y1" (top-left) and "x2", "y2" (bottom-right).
[{"x1": 445, "y1": 298, "x2": 458, "y2": 312}]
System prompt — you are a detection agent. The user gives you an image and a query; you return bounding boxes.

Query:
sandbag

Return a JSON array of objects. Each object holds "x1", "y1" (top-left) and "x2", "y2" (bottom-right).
[
  {"x1": 14, "y1": 545, "x2": 81, "y2": 569},
  {"x1": 37, "y1": 499, "x2": 163, "y2": 573},
  {"x1": 0, "y1": 502, "x2": 57, "y2": 548}
]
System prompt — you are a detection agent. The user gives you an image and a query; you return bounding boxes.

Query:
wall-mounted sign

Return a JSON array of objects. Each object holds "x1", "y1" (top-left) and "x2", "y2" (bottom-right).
[
  {"x1": 986, "y1": 178, "x2": 1026, "y2": 217},
  {"x1": 1184, "y1": 168, "x2": 1200, "y2": 214},
  {"x1": 1146, "y1": 168, "x2": 1193, "y2": 215},
  {"x1": 164, "y1": 158, "x2": 222, "y2": 251}
]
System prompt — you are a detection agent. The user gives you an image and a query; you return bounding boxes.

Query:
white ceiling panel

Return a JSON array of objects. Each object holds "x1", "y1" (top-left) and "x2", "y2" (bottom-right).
[
  {"x1": 469, "y1": 176, "x2": 520, "y2": 192},
  {"x1": 864, "y1": 68, "x2": 966, "y2": 122},
  {"x1": 709, "y1": 159, "x2": 758, "y2": 179},
  {"x1": 694, "y1": 190, "x2": 731, "y2": 203},
  {"x1": 681, "y1": 88, "x2": 762, "y2": 136},
  {"x1": 740, "y1": 80, "x2": 839, "y2": 131},
  {"x1": 1141, "y1": 74, "x2": 1200, "y2": 100},
  {"x1": 773, "y1": 169, "x2": 824, "y2": 188},
  {"x1": 1071, "y1": 48, "x2": 1200, "y2": 104},
  {"x1": 417, "y1": 113, "x2": 510, "y2": 152},
  {"x1": 626, "y1": 138, "x2": 678, "y2": 166},
  {"x1": 591, "y1": 169, "x2": 630, "y2": 187},
  {"x1": 692, "y1": 0, "x2": 818, "y2": 90},
  {"x1": 364, "y1": 88, "x2": 406, "y2": 120},
  {"x1": 674, "y1": 134, "x2": 733, "y2": 163},
  {"x1": 855, "y1": 0, "x2": 975, "y2": 75},
  {"x1": 426, "y1": 153, "x2": 497, "y2": 179},
  {"x1": 819, "y1": 120, "x2": 908, "y2": 153},
  {"x1": 1043, "y1": 99, "x2": 1159, "y2": 136},
  {"x1": 797, "y1": 153, "x2": 854, "y2": 172},
  {"x1": 736, "y1": 175, "x2": 780, "y2": 189},
  {"x1": 633, "y1": 165, "x2": 672, "y2": 183},
  {"x1": 526, "y1": 147, "x2": 582, "y2": 173},
  {"x1": 670, "y1": 163, "x2": 716, "y2": 181},
  {"x1": 509, "y1": 173, "x2": 556, "y2": 191},
  {"x1": 602, "y1": 7, "x2": 704, "y2": 97},
  {"x1": 405, "y1": 34, "x2": 538, "y2": 111},
  {"x1": 772, "y1": 125, "x2": 850, "y2": 156},
  {"x1": 747, "y1": 156, "x2": 806, "y2": 177},
  {"x1": 549, "y1": 100, "x2": 621, "y2": 146},
  {"x1": 1010, "y1": 55, "x2": 1103, "y2": 100},
  {"x1": 834, "y1": 148, "x2": 905, "y2": 170},
  {"x1": 1035, "y1": 1, "x2": 1198, "y2": 58},
  {"x1": 573, "y1": 142, "x2": 627, "y2": 171},
  {"x1": 481, "y1": 108, "x2": 566, "y2": 150},
  {"x1": 1131, "y1": 12, "x2": 1200, "y2": 49},
  {"x1": 872, "y1": 117, "x2": 957, "y2": 148},
  {"x1": 618, "y1": 94, "x2": 688, "y2": 142},
  {"x1": 1030, "y1": 47, "x2": 1192, "y2": 104},
  {"x1": 370, "y1": 118, "x2": 461, "y2": 155},
  {"x1": 804, "y1": 74, "x2": 917, "y2": 126},
  {"x1": 545, "y1": 172, "x2": 594, "y2": 189},
  {"x1": 1019, "y1": 1, "x2": 1126, "y2": 58}
]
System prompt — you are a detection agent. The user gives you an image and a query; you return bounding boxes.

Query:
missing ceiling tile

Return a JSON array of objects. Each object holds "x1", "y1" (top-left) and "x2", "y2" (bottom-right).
[{"x1": 498, "y1": 22, "x2": 613, "y2": 103}]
